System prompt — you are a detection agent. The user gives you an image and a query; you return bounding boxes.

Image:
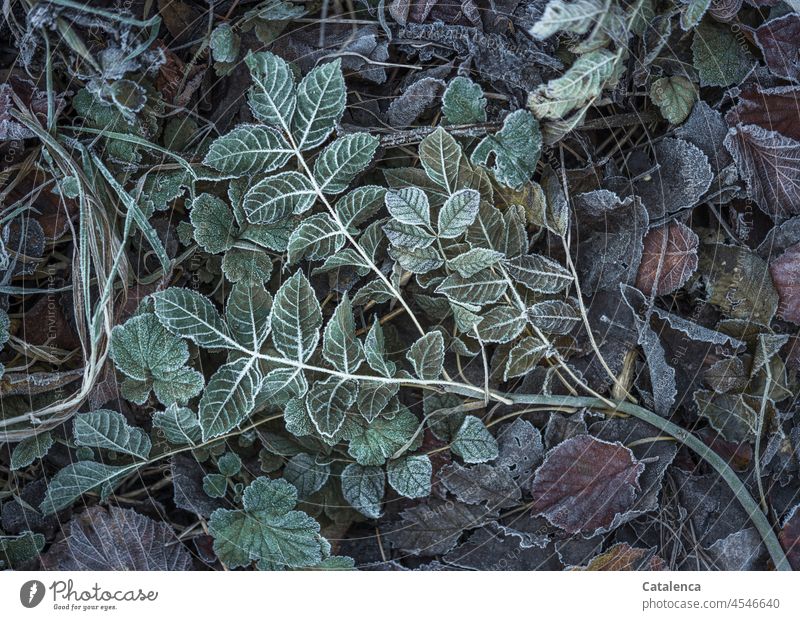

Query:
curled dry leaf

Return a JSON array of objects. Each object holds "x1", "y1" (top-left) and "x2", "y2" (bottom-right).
[{"x1": 635, "y1": 221, "x2": 699, "y2": 296}]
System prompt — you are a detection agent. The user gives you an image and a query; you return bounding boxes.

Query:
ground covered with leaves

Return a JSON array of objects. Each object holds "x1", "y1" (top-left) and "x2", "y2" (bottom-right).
[{"x1": 0, "y1": 0, "x2": 799, "y2": 572}]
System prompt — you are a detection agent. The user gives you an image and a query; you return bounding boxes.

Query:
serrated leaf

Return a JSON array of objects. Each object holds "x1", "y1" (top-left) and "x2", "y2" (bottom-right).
[
  {"x1": 152, "y1": 367, "x2": 205, "y2": 406},
  {"x1": 447, "y1": 248, "x2": 504, "y2": 278},
  {"x1": 356, "y1": 380, "x2": 400, "y2": 423},
  {"x1": 504, "y1": 253, "x2": 573, "y2": 294},
  {"x1": 0, "y1": 531, "x2": 45, "y2": 569},
  {"x1": 440, "y1": 462, "x2": 521, "y2": 508},
  {"x1": 504, "y1": 336, "x2": 550, "y2": 380},
  {"x1": 336, "y1": 185, "x2": 386, "y2": 232},
  {"x1": 680, "y1": 0, "x2": 710, "y2": 30},
  {"x1": 190, "y1": 193, "x2": 236, "y2": 254},
  {"x1": 312, "y1": 248, "x2": 369, "y2": 276},
  {"x1": 198, "y1": 358, "x2": 260, "y2": 440},
  {"x1": 306, "y1": 377, "x2": 358, "y2": 438},
  {"x1": 442, "y1": 76, "x2": 487, "y2": 125},
  {"x1": 649, "y1": 76, "x2": 696, "y2": 125},
  {"x1": 471, "y1": 110, "x2": 541, "y2": 189},
  {"x1": 243, "y1": 171, "x2": 316, "y2": 225},
  {"x1": 41, "y1": 462, "x2": 133, "y2": 514},
  {"x1": 10, "y1": 432, "x2": 53, "y2": 470},
  {"x1": 419, "y1": 127, "x2": 462, "y2": 194},
  {"x1": 271, "y1": 271, "x2": 322, "y2": 363},
  {"x1": 348, "y1": 406, "x2": 418, "y2": 465},
  {"x1": 438, "y1": 189, "x2": 480, "y2": 238},
  {"x1": 259, "y1": 368, "x2": 308, "y2": 406},
  {"x1": 287, "y1": 213, "x2": 345, "y2": 263},
  {"x1": 246, "y1": 51, "x2": 296, "y2": 130},
  {"x1": 385, "y1": 186, "x2": 431, "y2": 227},
  {"x1": 209, "y1": 477, "x2": 326, "y2": 569},
  {"x1": 526, "y1": 299, "x2": 580, "y2": 334},
  {"x1": 225, "y1": 282, "x2": 272, "y2": 350},
  {"x1": 292, "y1": 59, "x2": 346, "y2": 151},
  {"x1": 383, "y1": 220, "x2": 435, "y2": 249},
  {"x1": 111, "y1": 313, "x2": 190, "y2": 381},
  {"x1": 407, "y1": 332, "x2": 445, "y2": 380},
  {"x1": 475, "y1": 305, "x2": 526, "y2": 343},
  {"x1": 323, "y1": 293, "x2": 364, "y2": 373},
  {"x1": 314, "y1": 133, "x2": 379, "y2": 194},
  {"x1": 341, "y1": 464, "x2": 384, "y2": 518},
  {"x1": 451, "y1": 416, "x2": 498, "y2": 463},
  {"x1": 387, "y1": 455, "x2": 432, "y2": 499},
  {"x1": 284, "y1": 453, "x2": 331, "y2": 499},
  {"x1": 436, "y1": 268, "x2": 508, "y2": 305},
  {"x1": 388, "y1": 244, "x2": 443, "y2": 274},
  {"x1": 530, "y1": 0, "x2": 605, "y2": 39},
  {"x1": 364, "y1": 317, "x2": 396, "y2": 378},
  {"x1": 203, "y1": 125, "x2": 292, "y2": 176},
  {"x1": 153, "y1": 404, "x2": 201, "y2": 446},
  {"x1": 74, "y1": 409, "x2": 151, "y2": 459},
  {"x1": 154, "y1": 288, "x2": 235, "y2": 349},
  {"x1": 691, "y1": 21, "x2": 753, "y2": 87}
]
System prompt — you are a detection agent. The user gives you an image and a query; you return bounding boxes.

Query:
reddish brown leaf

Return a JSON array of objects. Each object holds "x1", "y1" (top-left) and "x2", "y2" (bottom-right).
[
  {"x1": 530, "y1": 434, "x2": 644, "y2": 535},
  {"x1": 635, "y1": 221, "x2": 699, "y2": 296},
  {"x1": 727, "y1": 84, "x2": 800, "y2": 142},
  {"x1": 779, "y1": 504, "x2": 800, "y2": 571},
  {"x1": 571, "y1": 542, "x2": 666, "y2": 571},
  {"x1": 754, "y1": 13, "x2": 800, "y2": 82},
  {"x1": 770, "y1": 242, "x2": 800, "y2": 324}
]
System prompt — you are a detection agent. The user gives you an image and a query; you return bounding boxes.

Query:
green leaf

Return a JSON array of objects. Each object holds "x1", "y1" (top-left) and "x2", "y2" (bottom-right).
[
  {"x1": 153, "y1": 404, "x2": 201, "y2": 445},
  {"x1": 436, "y1": 268, "x2": 508, "y2": 305},
  {"x1": 526, "y1": 299, "x2": 580, "y2": 334},
  {"x1": 306, "y1": 377, "x2": 358, "y2": 438},
  {"x1": 152, "y1": 367, "x2": 205, "y2": 406},
  {"x1": 312, "y1": 248, "x2": 370, "y2": 276},
  {"x1": 259, "y1": 368, "x2": 308, "y2": 405},
  {"x1": 691, "y1": 21, "x2": 753, "y2": 88},
  {"x1": 190, "y1": 193, "x2": 237, "y2": 254},
  {"x1": 348, "y1": 406, "x2": 418, "y2": 465},
  {"x1": 245, "y1": 51, "x2": 296, "y2": 130},
  {"x1": 447, "y1": 248, "x2": 505, "y2": 278},
  {"x1": 218, "y1": 452, "x2": 243, "y2": 476},
  {"x1": 209, "y1": 477, "x2": 327, "y2": 569},
  {"x1": 203, "y1": 473, "x2": 228, "y2": 498},
  {"x1": 471, "y1": 110, "x2": 542, "y2": 189},
  {"x1": 271, "y1": 271, "x2": 322, "y2": 363},
  {"x1": 383, "y1": 220, "x2": 435, "y2": 249},
  {"x1": 323, "y1": 293, "x2": 364, "y2": 373},
  {"x1": 407, "y1": 331, "x2": 445, "y2": 380},
  {"x1": 451, "y1": 416, "x2": 499, "y2": 463},
  {"x1": 226, "y1": 282, "x2": 272, "y2": 351},
  {"x1": 336, "y1": 186, "x2": 386, "y2": 232},
  {"x1": 504, "y1": 336, "x2": 551, "y2": 380},
  {"x1": 357, "y1": 381, "x2": 400, "y2": 423},
  {"x1": 284, "y1": 453, "x2": 330, "y2": 499},
  {"x1": 210, "y1": 23, "x2": 239, "y2": 63},
  {"x1": 203, "y1": 125, "x2": 292, "y2": 176},
  {"x1": 650, "y1": 76, "x2": 696, "y2": 125},
  {"x1": 292, "y1": 59, "x2": 346, "y2": 150},
  {"x1": 504, "y1": 253, "x2": 573, "y2": 294},
  {"x1": 314, "y1": 133, "x2": 379, "y2": 194},
  {"x1": 680, "y1": 0, "x2": 711, "y2": 30},
  {"x1": 387, "y1": 455, "x2": 432, "y2": 499},
  {"x1": 475, "y1": 305, "x2": 526, "y2": 343},
  {"x1": 10, "y1": 432, "x2": 54, "y2": 470},
  {"x1": 0, "y1": 531, "x2": 45, "y2": 569},
  {"x1": 385, "y1": 186, "x2": 431, "y2": 227},
  {"x1": 41, "y1": 461, "x2": 134, "y2": 514},
  {"x1": 341, "y1": 464, "x2": 384, "y2": 518},
  {"x1": 198, "y1": 358, "x2": 261, "y2": 440},
  {"x1": 419, "y1": 127, "x2": 463, "y2": 194},
  {"x1": 364, "y1": 317, "x2": 396, "y2": 377},
  {"x1": 530, "y1": 0, "x2": 605, "y2": 39},
  {"x1": 111, "y1": 313, "x2": 189, "y2": 381},
  {"x1": 287, "y1": 213, "x2": 345, "y2": 263},
  {"x1": 438, "y1": 189, "x2": 480, "y2": 238},
  {"x1": 388, "y1": 244, "x2": 444, "y2": 274},
  {"x1": 74, "y1": 409, "x2": 151, "y2": 459},
  {"x1": 154, "y1": 288, "x2": 236, "y2": 349},
  {"x1": 442, "y1": 76, "x2": 487, "y2": 125},
  {"x1": 243, "y1": 171, "x2": 316, "y2": 225}
]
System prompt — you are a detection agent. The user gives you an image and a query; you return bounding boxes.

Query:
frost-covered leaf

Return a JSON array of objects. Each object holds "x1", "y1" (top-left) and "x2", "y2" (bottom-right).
[
  {"x1": 649, "y1": 76, "x2": 696, "y2": 125},
  {"x1": 341, "y1": 464, "x2": 384, "y2": 518},
  {"x1": 336, "y1": 185, "x2": 386, "y2": 232},
  {"x1": 288, "y1": 213, "x2": 345, "y2": 263},
  {"x1": 691, "y1": 21, "x2": 753, "y2": 87},
  {"x1": 210, "y1": 23, "x2": 240, "y2": 63},
  {"x1": 471, "y1": 110, "x2": 541, "y2": 189},
  {"x1": 530, "y1": 434, "x2": 644, "y2": 535},
  {"x1": 0, "y1": 531, "x2": 44, "y2": 569},
  {"x1": 111, "y1": 313, "x2": 189, "y2": 381},
  {"x1": 442, "y1": 76, "x2": 487, "y2": 125},
  {"x1": 259, "y1": 368, "x2": 308, "y2": 406},
  {"x1": 10, "y1": 432, "x2": 53, "y2": 470},
  {"x1": 436, "y1": 268, "x2": 508, "y2": 306},
  {"x1": 284, "y1": 453, "x2": 330, "y2": 499},
  {"x1": 419, "y1": 127, "x2": 462, "y2": 194},
  {"x1": 243, "y1": 171, "x2": 316, "y2": 225},
  {"x1": 770, "y1": 243, "x2": 800, "y2": 324},
  {"x1": 383, "y1": 220, "x2": 435, "y2": 249},
  {"x1": 306, "y1": 377, "x2": 358, "y2": 438},
  {"x1": 365, "y1": 317, "x2": 396, "y2": 378},
  {"x1": 407, "y1": 332, "x2": 444, "y2": 380},
  {"x1": 530, "y1": 0, "x2": 605, "y2": 39},
  {"x1": 385, "y1": 187, "x2": 431, "y2": 227},
  {"x1": 292, "y1": 59, "x2": 346, "y2": 150},
  {"x1": 438, "y1": 189, "x2": 480, "y2": 238},
  {"x1": 753, "y1": 13, "x2": 800, "y2": 83},
  {"x1": 271, "y1": 271, "x2": 322, "y2": 362},
  {"x1": 389, "y1": 244, "x2": 443, "y2": 274},
  {"x1": 635, "y1": 221, "x2": 699, "y2": 296},
  {"x1": 323, "y1": 293, "x2": 364, "y2": 373},
  {"x1": 226, "y1": 282, "x2": 272, "y2": 350},
  {"x1": 504, "y1": 336, "x2": 551, "y2": 380},
  {"x1": 203, "y1": 125, "x2": 292, "y2": 176},
  {"x1": 348, "y1": 406, "x2": 418, "y2": 466},
  {"x1": 153, "y1": 405, "x2": 201, "y2": 446},
  {"x1": 387, "y1": 455, "x2": 432, "y2": 499},
  {"x1": 190, "y1": 193, "x2": 236, "y2": 254},
  {"x1": 496, "y1": 418, "x2": 545, "y2": 483},
  {"x1": 526, "y1": 300, "x2": 580, "y2": 334},
  {"x1": 694, "y1": 390, "x2": 757, "y2": 444},
  {"x1": 208, "y1": 477, "x2": 326, "y2": 569},
  {"x1": 204, "y1": 474, "x2": 228, "y2": 498},
  {"x1": 451, "y1": 416, "x2": 498, "y2": 463},
  {"x1": 504, "y1": 253, "x2": 573, "y2": 294},
  {"x1": 41, "y1": 462, "x2": 133, "y2": 514},
  {"x1": 74, "y1": 409, "x2": 151, "y2": 459},
  {"x1": 154, "y1": 288, "x2": 235, "y2": 349},
  {"x1": 441, "y1": 462, "x2": 521, "y2": 509},
  {"x1": 475, "y1": 305, "x2": 526, "y2": 343},
  {"x1": 357, "y1": 380, "x2": 399, "y2": 423},
  {"x1": 198, "y1": 358, "x2": 260, "y2": 440},
  {"x1": 314, "y1": 133, "x2": 379, "y2": 194},
  {"x1": 680, "y1": 0, "x2": 711, "y2": 30},
  {"x1": 246, "y1": 51, "x2": 296, "y2": 129},
  {"x1": 448, "y1": 248, "x2": 504, "y2": 278}
]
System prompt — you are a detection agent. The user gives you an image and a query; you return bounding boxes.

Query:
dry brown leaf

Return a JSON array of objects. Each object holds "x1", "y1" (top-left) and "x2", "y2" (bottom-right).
[{"x1": 635, "y1": 221, "x2": 699, "y2": 296}]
